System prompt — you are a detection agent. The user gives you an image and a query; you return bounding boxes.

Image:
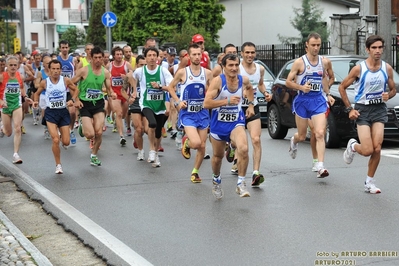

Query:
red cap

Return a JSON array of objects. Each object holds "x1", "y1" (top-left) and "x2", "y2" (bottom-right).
[
  {"x1": 192, "y1": 34, "x2": 204, "y2": 43},
  {"x1": 32, "y1": 50, "x2": 39, "y2": 56}
]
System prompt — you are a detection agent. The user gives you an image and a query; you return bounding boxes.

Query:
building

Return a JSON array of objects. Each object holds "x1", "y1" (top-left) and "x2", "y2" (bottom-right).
[
  {"x1": 14, "y1": 0, "x2": 94, "y2": 53},
  {"x1": 217, "y1": 0, "x2": 360, "y2": 46}
]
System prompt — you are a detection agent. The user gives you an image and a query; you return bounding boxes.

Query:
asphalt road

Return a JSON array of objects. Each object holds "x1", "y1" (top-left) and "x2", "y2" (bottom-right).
[{"x1": 1, "y1": 115, "x2": 399, "y2": 266}]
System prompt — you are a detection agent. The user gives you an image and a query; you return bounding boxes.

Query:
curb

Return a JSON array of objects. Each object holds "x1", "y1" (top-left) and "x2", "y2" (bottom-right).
[
  {"x1": 0, "y1": 154, "x2": 153, "y2": 266},
  {"x1": 0, "y1": 210, "x2": 53, "y2": 266}
]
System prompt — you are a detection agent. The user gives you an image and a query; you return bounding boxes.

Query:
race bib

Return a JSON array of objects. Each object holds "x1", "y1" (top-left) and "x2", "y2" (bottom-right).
[
  {"x1": 5, "y1": 87, "x2": 19, "y2": 94},
  {"x1": 146, "y1": 89, "x2": 164, "y2": 101},
  {"x1": 217, "y1": 107, "x2": 239, "y2": 122},
  {"x1": 187, "y1": 99, "x2": 203, "y2": 112},
  {"x1": 365, "y1": 92, "x2": 383, "y2": 105},
  {"x1": 49, "y1": 96, "x2": 65, "y2": 109},
  {"x1": 306, "y1": 78, "x2": 322, "y2": 91},
  {"x1": 86, "y1": 89, "x2": 103, "y2": 100},
  {"x1": 61, "y1": 71, "x2": 72, "y2": 78},
  {"x1": 112, "y1": 77, "x2": 123, "y2": 87}
]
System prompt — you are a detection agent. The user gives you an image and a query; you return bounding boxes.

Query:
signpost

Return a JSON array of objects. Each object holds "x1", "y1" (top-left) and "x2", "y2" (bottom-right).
[{"x1": 103, "y1": 0, "x2": 117, "y2": 52}]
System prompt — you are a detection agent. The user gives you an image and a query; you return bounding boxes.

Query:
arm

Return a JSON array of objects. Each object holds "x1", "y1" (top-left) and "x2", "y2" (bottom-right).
[
  {"x1": 285, "y1": 59, "x2": 311, "y2": 93},
  {"x1": 34, "y1": 71, "x2": 42, "y2": 88},
  {"x1": 258, "y1": 65, "x2": 272, "y2": 102},
  {"x1": 204, "y1": 77, "x2": 229, "y2": 109},
  {"x1": 384, "y1": 64, "x2": 397, "y2": 100},
  {"x1": 33, "y1": 79, "x2": 46, "y2": 108},
  {"x1": 165, "y1": 69, "x2": 184, "y2": 103},
  {"x1": 205, "y1": 69, "x2": 213, "y2": 92},
  {"x1": 65, "y1": 78, "x2": 78, "y2": 107},
  {"x1": 338, "y1": 65, "x2": 361, "y2": 120},
  {"x1": 177, "y1": 56, "x2": 189, "y2": 71},
  {"x1": 103, "y1": 69, "x2": 115, "y2": 99},
  {"x1": 24, "y1": 65, "x2": 35, "y2": 82},
  {"x1": 212, "y1": 65, "x2": 223, "y2": 78},
  {"x1": 121, "y1": 72, "x2": 132, "y2": 101},
  {"x1": 243, "y1": 76, "x2": 255, "y2": 118},
  {"x1": 322, "y1": 58, "x2": 335, "y2": 106}
]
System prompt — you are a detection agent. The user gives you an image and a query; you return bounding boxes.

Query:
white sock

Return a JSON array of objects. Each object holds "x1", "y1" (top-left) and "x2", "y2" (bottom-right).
[
  {"x1": 316, "y1": 162, "x2": 324, "y2": 170},
  {"x1": 237, "y1": 176, "x2": 245, "y2": 185},
  {"x1": 366, "y1": 176, "x2": 373, "y2": 183}
]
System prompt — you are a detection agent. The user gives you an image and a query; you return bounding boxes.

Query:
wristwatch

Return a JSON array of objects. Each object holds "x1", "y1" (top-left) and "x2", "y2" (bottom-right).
[
  {"x1": 344, "y1": 106, "x2": 353, "y2": 113},
  {"x1": 248, "y1": 101, "x2": 254, "y2": 106}
]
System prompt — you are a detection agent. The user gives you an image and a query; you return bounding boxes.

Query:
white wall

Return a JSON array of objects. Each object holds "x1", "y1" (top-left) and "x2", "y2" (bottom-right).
[{"x1": 217, "y1": 0, "x2": 359, "y2": 47}]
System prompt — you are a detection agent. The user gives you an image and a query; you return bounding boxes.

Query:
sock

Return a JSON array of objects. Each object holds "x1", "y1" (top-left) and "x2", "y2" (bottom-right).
[
  {"x1": 253, "y1": 170, "x2": 259, "y2": 175},
  {"x1": 91, "y1": 154, "x2": 96, "y2": 158},
  {"x1": 351, "y1": 142, "x2": 356, "y2": 152},
  {"x1": 313, "y1": 158, "x2": 318, "y2": 163},
  {"x1": 13, "y1": 153, "x2": 18, "y2": 157},
  {"x1": 213, "y1": 174, "x2": 221, "y2": 182},
  {"x1": 316, "y1": 162, "x2": 324, "y2": 170},
  {"x1": 366, "y1": 176, "x2": 373, "y2": 183},
  {"x1": 192, "y1": 168, "x2": 198, "y2": 174},
  {"x1": 237, "y1": 176, "x2": 245, "y2": 185}
]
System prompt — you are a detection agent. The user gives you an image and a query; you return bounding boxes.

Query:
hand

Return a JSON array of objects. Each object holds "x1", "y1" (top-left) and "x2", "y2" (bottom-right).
[
  {"x1": 382, "y1": 92, "x2": 389, "y2": 102},
  {"x1": 327, "y1": 95, "x2": 335, "y2": 106},
  {"x1": 111, "y1": 92, "x2": 117, "y2": 100},
  {"x1": 348, "y1": 109, "x2": 360, "y2": 120},
  {"x1": 179, "y1": 101, "x2": 187, "y2": 110},
  {"x1": 74, "y1": 99, "x2": 83, "y2": 109},
  {"x1": 245, "y1": 105, "x2": 255, "y2": 118},
  {"x1": 128, "y1": 96, "x2": 135, "y2": 104},
  {"x1": 33, "y1": 101, "x2": 39, "y2": 108},
  {"x1": 150, "y1": 81, "x2": 161, "y2": 89},
  {"x1": 67, "y1": 100, "x2": 74, "y2": 107},
  {"x1": 302, "y1": 80, "x2": 311, "y2": 93},
  {"x1": 25, "y1": 97, "x2": 33, "y2": 104},
  {"x1": 1, "y1": 99, "x2": 8, "y2": 108},
  {"x1": 228, "y1": 96, "x2": 241, "y2": 105},
  {"x1": 264, "y1": 92, "x2": 272, "y2": 102}
]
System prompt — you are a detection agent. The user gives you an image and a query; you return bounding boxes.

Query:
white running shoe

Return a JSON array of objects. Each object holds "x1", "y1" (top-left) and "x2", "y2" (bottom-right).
[
  {"x1": 212, "y1": 179, "x2": 223, "y2": 199},
  {"x1": 364, "y1": 180, "x2": 381, "y2": 194},
  {"x1": 152, "y1": 154, "x2": 161, "y2": 168},
  {"x1": 316, "y1": 168, "x2": 329, "y2": 178},
  {"x1": 312, "y1": 162, "x2": 318, "y2": 172},
  {"x1": 236, "y1": 181, "x2": 250, "y2": 197},
  {"x1": 137, "y1": 150, "x2": 145, "y2": 161},
  {"x1": 55, "y1": 164, "x2": 63, "y2": 174},
  {"x1": 147, "y1": 150, "x2": 156, "y2": 163},
  {"x1": 289, "y1": 136, "x2": 297, "y2": 159},
  {"x1": 343, "y1": 138, "x2": 357, "y2": 164},
  {"x1": 12, "y1": 153, "x2": 23, "y2": 164}
]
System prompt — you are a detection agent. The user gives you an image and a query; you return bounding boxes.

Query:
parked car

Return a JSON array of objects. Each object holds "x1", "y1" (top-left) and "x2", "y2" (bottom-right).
[{"x1": 267, "y1": 55, "x2": 399, "y2": 148}]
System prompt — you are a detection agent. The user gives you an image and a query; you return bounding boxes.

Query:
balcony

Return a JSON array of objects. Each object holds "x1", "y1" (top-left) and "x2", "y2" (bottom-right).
[
  {"x1": 0, "y1": 9, "x2": 20, "y2": 21},
  {"x1": 31, "y1": 9, "x2": 56, "y2": 22},
  {"x1": 68, "y1": 9, "x2": 88, "y2": 23}
]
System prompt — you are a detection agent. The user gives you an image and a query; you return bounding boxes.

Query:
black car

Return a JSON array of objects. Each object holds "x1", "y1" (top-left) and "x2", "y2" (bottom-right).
[{"x1": 267, "y1": 55, "x2": 399, "y2": 148}]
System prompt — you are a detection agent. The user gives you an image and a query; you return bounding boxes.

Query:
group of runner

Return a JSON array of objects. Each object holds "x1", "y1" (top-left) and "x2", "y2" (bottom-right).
[{"x1": 0, "y1": 33, "x2": 395, "y2": 198}]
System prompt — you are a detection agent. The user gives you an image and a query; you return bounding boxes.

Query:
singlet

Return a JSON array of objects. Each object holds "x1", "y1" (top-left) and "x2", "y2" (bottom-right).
[
  {"x1": 57, "y1": 55, "x2": 75, "y2": 79},
  {"x1": 45, "y1": 76, "x2": 67, "y2": 109},
  {"x1": 0, "y1": 72, "x2": 24, "y2": 109},
  {"x1": 179, "y1": 66, "x2": 207, "y2": 116},
  {"x1": 296, "y1": 55, "x2": 324, "y2": 97},
  {"x1": 81, "y1": 57, "x2": 90, "y2": 67},
  {"x1": 173, "y1": 64, "x2": 182, "y2": 96},
  {"x1": 239, "y1": 63, "x2": 260, "y2": 107},
  {"x1": 210, "y1": 74, "x2": 245, "y2": 135},
  {"x1": 78, "y1": 65, "x2": 105, "y2": 102},
  {"x1": 126, "y1": 57, "x2": 136, "y2": 69},
  {"x1": 354, "y1": 60, "x2": 388, "y2": 105},
  {"x1": 31, "y1": 62, "x2": 42, "y2": 77},
  {"x1": 109, "y1": 61, "x2": 128, "y2": 91}
]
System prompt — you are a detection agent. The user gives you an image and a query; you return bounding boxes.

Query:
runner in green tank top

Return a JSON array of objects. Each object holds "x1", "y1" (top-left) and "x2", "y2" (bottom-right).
[{"x1": 72, "y1": 46, "x2": 115, "y2": 167}]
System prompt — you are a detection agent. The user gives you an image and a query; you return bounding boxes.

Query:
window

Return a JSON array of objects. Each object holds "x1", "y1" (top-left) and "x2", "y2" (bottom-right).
[
  {"x1": 63, "y1": 0, "x2": 70, "y2": 8},
  {"x1": 30, "y1": 0, "x2": 37, "y2": 8}
]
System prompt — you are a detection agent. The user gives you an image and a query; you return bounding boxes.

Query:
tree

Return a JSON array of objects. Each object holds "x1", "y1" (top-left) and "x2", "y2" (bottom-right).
[
  {"x1": 59, "y1": 27, "x2": 86, "y2": 52},
  {"x1": 86, "y1": 0, "x2": 106, "y2": 48},
  {"x1": 278, "y1": 0, "x2": 329, "y2": 44},
  {"x1": 111, "y1": 0, "x2": 225, "y2": 51},
  {"x1": 0, "y1": 20, "x2": 16, "y2": 54}
]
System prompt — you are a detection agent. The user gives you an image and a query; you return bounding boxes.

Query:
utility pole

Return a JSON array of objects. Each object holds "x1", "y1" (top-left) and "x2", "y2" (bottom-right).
[
  {"x1": 377, "y1": 0, "x2": 392, "y2": 64},
  {"x1": 20, "y1": 0, "x2": 26, "y2": 53},
  {"x1": 105, "y1": 0, "x2": 111, "y2": 51}
]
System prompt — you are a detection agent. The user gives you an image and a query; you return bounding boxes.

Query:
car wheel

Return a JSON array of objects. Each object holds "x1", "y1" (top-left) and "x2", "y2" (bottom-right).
[
  {"x1": 267, "y1": 104, "x2": 288, "y2": 139},
  {"x1": 325, "y1": 112, "x2": 341, "y2": 148}
]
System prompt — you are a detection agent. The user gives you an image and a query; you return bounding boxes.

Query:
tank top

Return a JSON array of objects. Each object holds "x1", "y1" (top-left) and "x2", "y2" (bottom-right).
[
  {"x1": 296, "y1": 55, "x2": 324, "y2": 97},
  {"x1": 81, "y1": 57, "x2": 89, "y2": 67},
  {"x1": 78, "y1": 65, "x2": 105, "y2": 102},
  {"x1": 179, "y1": 66, "x2": 207, "y2": 115},
  {"x1": 173, "y1": 64, "x2": 182, "y2": 96},
  {"x1": 239, "y1": 63, "x2": 260, "y2": 106},
  {"x1": 109, "y1": 61, "x2": 128, "y2": 91},
  {"x1": 40, "y1": 69, "x2": 49, "y2": 95},
  {"x1": 140, "y1": 66, "x2": 165, "y2": 114},
  {"x1": 210, "y1": 74, "x2": 245, "y2": 135},
  {"x1": 0, "y1": 72, "x2": 24, "y2": 109},
  {"x1": 354, "y1": 60, "x2": 388, "y2": 105},
  {"x1": 57, "y1": 55, "x2": 75, "y2": 79},
  {"x1": 45, "y1": 76, "x2": 67, "y2": 109}
]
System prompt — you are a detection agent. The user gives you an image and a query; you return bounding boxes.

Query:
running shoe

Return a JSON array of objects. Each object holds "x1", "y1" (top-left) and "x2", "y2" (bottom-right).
[
  {"x1": 212, "y1": 179, "x2": 223, "y2": 199},
  {"x1": 148, "y1": 150, "x2": 156, "y2": 163},
  {"x1": 343, "y1": 138, "x2": 357, "y2": 164},
  {"x1": 231, "y1": 162, "x2": 238, "y2": 175},
  {"x1": 252, "y1": 173, "x2": 265, "y2": 187},
  {"x1": 191, "y1": 173, "x2": 202, "y2": 183},
  {"x1": 33, "y1": 119, "x2": 38, "y2": 125},
  {"x1": 364, "y1": 180, "x2": 381, "y2": 194},
  {"x1": 78, "y1": 122, "x2": 84, "y2": 137},
  {"x1": 170, "y1": 131, "x2": 178, "y2": 140},
  {"x1": 158, "y1": 145, "x2": 164, "y2": 152},
  {"x1": 316, "y1": 168, "x2": 329, "y2": 178},
  {"x1": 126, "y1": 128, "x2": 132, "y2": 136},
  {"x1": 112, "y1": 125, "x2": 117, "y2": 133},
  {"x1": 12, "y1": 153, "x2": 23, "y2": 164},
  {"x1": 55, "y1": 164, "x2": 63, "y2": 174},
  {"x1": 44, "y1": 129, "x2": 51, "y2": 140},
  {"x1": 152, "y1": 154, "x2": 161, "y2": 168},
  {"x1": 107, "y1": 116, "x2": 113, "y2": 124},
  {"x1": 236, "y1": 181, "x2": 250, "y2": 197},
  {"x1": 137, "y1": 150, "x2": 145, "y2": 161},
  {"x1": 162, "y1": 127, "x2": 167, "y2": 138},
  {"x1": 312, "y1": 161, "x2": 318, "y2": 172},
  {"x1": 70, "y1": 131, "x2": 77, "y2": 145},
  {"x1": 181, "y1": 136, "x2": 190, "y2": 159},
  {"x1": 289, "y1": 136, "x2": 297, "y2": 159},
  {"x1": 90, "y1": 156, "x2": 101, "y2": 166},
  {"x1": 120, "y1": 137, "x2": 126, "y2": 146},
  {"x1": 21, "y1": 126, "x2": 26, "y2": 134},
  {"x1": 203, "y1": 154, "x2": 210, "y2": 160},
  {"x1": 225, "y1": 144, "x2": 235, "y2": 163}
]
